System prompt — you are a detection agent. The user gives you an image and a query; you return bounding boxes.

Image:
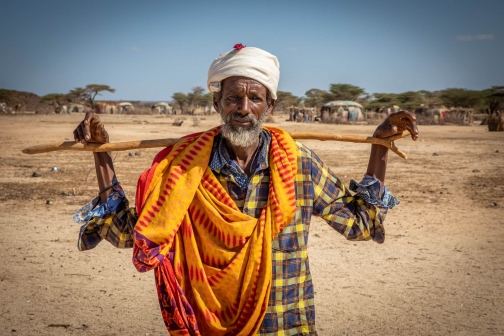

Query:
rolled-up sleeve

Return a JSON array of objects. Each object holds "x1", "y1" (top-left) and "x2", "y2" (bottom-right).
[
  {"x1": 310, "y1": 151, "x2": 398, "y2": 244},
  {"x1": 73, "y1": 181, "x2": 137, "y2": 251}
]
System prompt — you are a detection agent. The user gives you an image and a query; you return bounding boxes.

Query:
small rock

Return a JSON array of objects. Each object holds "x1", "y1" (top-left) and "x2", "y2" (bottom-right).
[
  {"x1": 472, "y1": 169, "x2": 480, "y2": 173},
  {"x1": 439, "y1": 191, "x2": 443, "y2": 194},
  {"x1": 51, "y1": 167, "x2": 58, "y2": 172},
  {"x1": 496, "y1": 150, "x2": 499, "y2": 153},
  {"x1": 135, "y1": 150, "x2": 141, "y2": 156},
  {"x1": 128, "y1": 152, "x2": 134, "y2": 156},
  {"x1": 46, "y1": 200, "x2": 53, "y2": 205},
  {"x1": 432, "y1": 152, "x2": 439, "y2": 156},
  {"x1": 32, "y1": 168, "x2": 42, "y2": 177},
  {"x1": 491, "y1": 202, "x2": 497, "y2": 207}
]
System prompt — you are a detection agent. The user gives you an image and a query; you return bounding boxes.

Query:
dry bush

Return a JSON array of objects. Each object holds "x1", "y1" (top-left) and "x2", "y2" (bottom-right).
[{"x1": 192, "y1": 117, "x2": 201, "y2": 126}]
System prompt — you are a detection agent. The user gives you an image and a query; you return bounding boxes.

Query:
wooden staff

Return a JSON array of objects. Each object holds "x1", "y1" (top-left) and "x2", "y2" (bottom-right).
[{"x1": 22, "y1": 131, "x2": 411, "y2": 159}]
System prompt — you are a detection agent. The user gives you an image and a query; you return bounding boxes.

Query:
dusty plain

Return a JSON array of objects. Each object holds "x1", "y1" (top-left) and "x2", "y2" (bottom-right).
[{"x1": 0, "y1": 113, "x2": 503, "y2": 336}]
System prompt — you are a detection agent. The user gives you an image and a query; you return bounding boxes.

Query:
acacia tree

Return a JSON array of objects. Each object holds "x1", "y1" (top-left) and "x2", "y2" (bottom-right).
[
  {"x1": 186, "y1": 86, "x2": 206, "y2": 114},
  {"x1": 304, "y1": 88, "x2": 332, "y2": 108},
  {"x1": 274, "y1": 91, "x2": 301, "y2": 113},
  {"x1": 483, "y1": 86, "x2": 504, "y2": 114},
  {"x1": 328, "y1": 84, "x2": 367, "y2": 101},
  {"x1": 68, "y1": 84, "x2": 115, "y2": 108},
  {"x1": 438, "y1": 88, "x2": 483, "y2": 108},
  {"x1": 198, "y1": 93, "x2": 214, "y2": 110},
  {"x1": 365, "y1": 93, "x2": 401, "y2": 110},
  {"x1": 172, "y1": 92, "x2": 188, "y2": 113},
  {"x1": 396, "y1": 91, "x2": 424, "y2": 110}
]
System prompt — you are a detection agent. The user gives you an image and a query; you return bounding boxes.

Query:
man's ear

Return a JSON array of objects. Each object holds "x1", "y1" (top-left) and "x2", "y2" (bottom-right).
[
  {"x1": 267, "y1": 99, "x2": 276, "y2": 114},
  {"x1": 213, "y1": 94, "x2": 220, "y2": 112}
]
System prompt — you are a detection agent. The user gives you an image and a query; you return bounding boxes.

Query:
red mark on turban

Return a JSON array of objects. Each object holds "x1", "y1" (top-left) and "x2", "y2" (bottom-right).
[{"x1": 233, "y1": 43, "x2": 246, "y2": 50}]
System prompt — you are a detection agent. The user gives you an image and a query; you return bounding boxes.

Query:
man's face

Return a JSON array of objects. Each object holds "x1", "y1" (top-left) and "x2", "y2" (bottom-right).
[{"x1": 214, "y1": 76, "x2": 275, "y2": 147}]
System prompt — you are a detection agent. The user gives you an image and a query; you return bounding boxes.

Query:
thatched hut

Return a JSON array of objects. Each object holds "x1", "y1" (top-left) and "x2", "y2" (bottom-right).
[{"x1": 320, "y1": 101, "x2": 364, "y2": 123}]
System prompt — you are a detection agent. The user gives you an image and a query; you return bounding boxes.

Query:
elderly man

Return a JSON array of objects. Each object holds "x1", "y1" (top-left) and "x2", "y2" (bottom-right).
[{"x1": 73, "y1": 45, "x2": 418, "y2": 335}]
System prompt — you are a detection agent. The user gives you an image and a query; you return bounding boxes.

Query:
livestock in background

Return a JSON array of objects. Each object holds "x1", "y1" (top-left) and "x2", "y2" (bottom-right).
[{"x1": 14, "y1": 103, "x2": 25, "y2": 114}]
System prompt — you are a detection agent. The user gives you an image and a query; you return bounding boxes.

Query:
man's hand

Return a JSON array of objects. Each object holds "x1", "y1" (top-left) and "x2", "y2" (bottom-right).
[
  {"x1": 73, "y1": 111, "x2": 109, "y2": 144},
  {"x1": 373, "y1": 110, "x2": 419, "y2": 141}
]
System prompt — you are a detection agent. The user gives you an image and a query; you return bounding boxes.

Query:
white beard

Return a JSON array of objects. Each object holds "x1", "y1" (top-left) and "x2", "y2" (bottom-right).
[{"x1": 220, "y1": 109, "x2": 266, "y2": 148}]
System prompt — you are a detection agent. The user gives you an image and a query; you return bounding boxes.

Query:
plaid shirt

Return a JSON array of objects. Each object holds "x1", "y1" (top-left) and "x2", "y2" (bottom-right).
[{"x1": 74, "y1": 130, "x2": 398, "y2": 336}]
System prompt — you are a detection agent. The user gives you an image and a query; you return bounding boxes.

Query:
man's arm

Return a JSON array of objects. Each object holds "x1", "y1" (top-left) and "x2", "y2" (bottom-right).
[
  {"x1": 72, "y1": 110, "x2": 137, "y2": 251},
  {"x1": 366, "y1": 111, "x2": 419, "y2": 182},
  {"x1": 73, "y1": 110, "x2": 116, "y2": 202},
  {"x1": 309, "y1": 111, "x2": 418, "y2": 243}
]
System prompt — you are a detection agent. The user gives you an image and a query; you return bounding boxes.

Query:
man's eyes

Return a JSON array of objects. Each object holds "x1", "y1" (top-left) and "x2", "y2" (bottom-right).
[{"x1": 226, "y1": 95, "x2": 262, "y2": 101}]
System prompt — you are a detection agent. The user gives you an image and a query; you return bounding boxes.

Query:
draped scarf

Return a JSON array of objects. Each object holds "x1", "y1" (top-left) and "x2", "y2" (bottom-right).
[{"x1": 132, "y1": 126, "x2": 297, "y2": 335}]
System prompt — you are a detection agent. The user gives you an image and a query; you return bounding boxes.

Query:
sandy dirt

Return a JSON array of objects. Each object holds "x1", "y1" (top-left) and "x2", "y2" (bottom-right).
[{"x1": 0, "y1": 113, "x2": 503, "y2": 336}]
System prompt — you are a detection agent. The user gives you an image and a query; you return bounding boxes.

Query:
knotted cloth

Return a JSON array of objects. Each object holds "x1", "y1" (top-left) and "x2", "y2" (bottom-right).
[
  {"x1": 207, "y1": 47, "x2": 280, "y2": 99},
  {"x1": 132, "y1": 126, "x2": 297, "y2": 335}
]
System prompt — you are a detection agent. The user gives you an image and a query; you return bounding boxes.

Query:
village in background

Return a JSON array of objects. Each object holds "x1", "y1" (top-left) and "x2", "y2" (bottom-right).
[{"x1": 1, "y1": 83, "x2": 503, "y2": 131}]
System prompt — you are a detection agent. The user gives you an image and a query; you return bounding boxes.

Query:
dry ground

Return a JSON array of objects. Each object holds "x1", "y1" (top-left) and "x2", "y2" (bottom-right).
[{"x1": 0, "y1": 113, "x2": 503, "y2": 336}]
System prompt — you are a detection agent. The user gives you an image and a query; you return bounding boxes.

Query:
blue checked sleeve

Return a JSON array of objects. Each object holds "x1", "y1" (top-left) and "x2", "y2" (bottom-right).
[
  {"x1": 349, "y1": 175, "x2": 399, "y2": 209},
  {"x1": 73, "y1": 181, "x2": 137, "y2": 251},
  {"x1": 308, "y1": 148, "x2": 398, "y2": 244}
]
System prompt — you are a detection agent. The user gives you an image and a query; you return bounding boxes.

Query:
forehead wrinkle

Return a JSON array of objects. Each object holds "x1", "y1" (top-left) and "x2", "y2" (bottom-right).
[{"x1": 222, "y1": 77, "x2": 267, "y2": 95}]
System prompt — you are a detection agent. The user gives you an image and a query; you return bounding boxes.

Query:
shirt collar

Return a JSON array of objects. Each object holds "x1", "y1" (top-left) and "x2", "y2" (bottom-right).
[{"x1": 209, "y1": 129, "x2": 271, "y2": 174}]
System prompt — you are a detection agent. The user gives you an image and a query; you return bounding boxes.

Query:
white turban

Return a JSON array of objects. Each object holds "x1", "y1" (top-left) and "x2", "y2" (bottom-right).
[{"x1": 207, "y1": 46, "x2": 280, "y2": 99}]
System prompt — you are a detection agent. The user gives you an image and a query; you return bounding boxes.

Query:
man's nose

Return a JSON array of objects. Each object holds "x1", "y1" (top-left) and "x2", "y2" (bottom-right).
[{"x1": 237, "y1": 97, "x2": 251, "y2": 115}]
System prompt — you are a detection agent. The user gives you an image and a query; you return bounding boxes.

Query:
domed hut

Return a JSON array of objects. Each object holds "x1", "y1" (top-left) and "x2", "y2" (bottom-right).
[{"x1": 320, "y1": 101, "x2": 364, "y2": 123}]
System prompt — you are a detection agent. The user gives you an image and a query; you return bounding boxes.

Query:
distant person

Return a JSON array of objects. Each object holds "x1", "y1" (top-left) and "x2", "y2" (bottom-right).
[{"x1": 308, "y1": 109, "x2": 314, "y2": 122}]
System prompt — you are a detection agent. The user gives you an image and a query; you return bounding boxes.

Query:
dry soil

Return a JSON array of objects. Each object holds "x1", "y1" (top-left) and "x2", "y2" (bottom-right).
[{"x1": 0, "y1": 113, "x2": 503, "y2": 335}]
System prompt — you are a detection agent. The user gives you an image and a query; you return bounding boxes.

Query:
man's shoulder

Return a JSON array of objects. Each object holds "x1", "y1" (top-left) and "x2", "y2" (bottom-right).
[
  {"x1": 292, "y1": 140, "x2": 329, "y2": 170},
  {"x1": 294, "y1": 140, "x2": 313, "y2": 158}
]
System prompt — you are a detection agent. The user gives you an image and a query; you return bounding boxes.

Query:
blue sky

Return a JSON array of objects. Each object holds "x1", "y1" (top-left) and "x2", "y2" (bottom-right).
[{"x1": 1, "y1": 0, "x2": 502, "y2": 101}]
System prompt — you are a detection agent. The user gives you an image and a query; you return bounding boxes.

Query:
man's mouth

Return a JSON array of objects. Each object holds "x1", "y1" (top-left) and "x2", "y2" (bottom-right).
[
  {"x1": 231, "y1": 118, "x2": 253, "y2": 127},
  {"x1": 227, "y1": 113, "x2": 256, "y2": 128}
]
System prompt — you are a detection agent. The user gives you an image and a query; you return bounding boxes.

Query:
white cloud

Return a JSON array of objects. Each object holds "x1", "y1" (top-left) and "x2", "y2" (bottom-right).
[{"x1": 456, "y1": 34, "x2": 494, "y2": 42}]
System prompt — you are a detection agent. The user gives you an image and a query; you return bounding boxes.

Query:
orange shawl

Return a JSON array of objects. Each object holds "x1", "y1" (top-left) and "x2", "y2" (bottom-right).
[{"x1": 133, "y1": 126, "x2": 297, "y2": 335}]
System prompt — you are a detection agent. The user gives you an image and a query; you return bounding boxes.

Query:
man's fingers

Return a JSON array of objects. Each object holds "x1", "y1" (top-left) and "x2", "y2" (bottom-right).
[
  {"x1": 83, "y1": 119, "x2": 91, "y2": 141},
  {"x1": 76, "y1": 124, "x2": 85, "y2": 143},
  {"x1": 84, "y1": 111, "x2": 94, "y2": 125},
  {"x1": 406, "y1": 121, "x2": 419, "y2": 140},
  {"x1": 98, "y1": 124, "x2": 108, "y2": 142},
  {"x1": 398, "y1": 110, "x2": 417, "y2": 123},
  {"x1": 375, "y1": 124, "x2": 397, "y2": 138}
]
